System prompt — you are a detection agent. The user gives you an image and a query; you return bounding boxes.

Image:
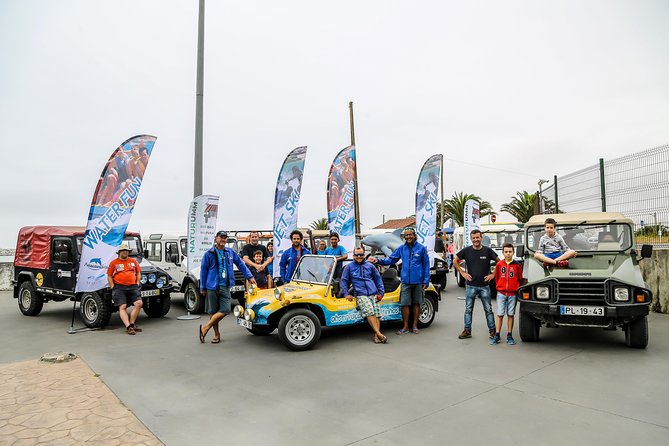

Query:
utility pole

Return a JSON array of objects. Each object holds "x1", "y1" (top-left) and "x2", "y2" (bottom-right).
[
  {"x1": 538, "y1": 179, "x2": 549, "y2": 214},
  {"x1": 193, "y1": 0, "x2": 205, "y2": 198},
  {"x1": 349, "y1": 101, "x2": 361, "y2": 243}
]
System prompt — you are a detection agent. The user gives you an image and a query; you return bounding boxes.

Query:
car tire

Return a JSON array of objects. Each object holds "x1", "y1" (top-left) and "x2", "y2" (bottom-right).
[
  {"x1": 417, "y1": 294, "x2": 436, "y2": 328},
  {"x1": 439, "y1": 273, "x2": 447, "y2": 291},
  {"x1": 456, "y1": 270, "x2": 465, "y2": 288},
  {"x1": 18, "y1": 281, "x2": 43, "y2": 316},
  {"x1": 80, "y1": 292, "x2": 112, "y2": 328},
  {"x1": 248, "y1": 325, "x2": 275, "y2": 336},
  {"x1": 625, "y1": 316, "x2": 648, "y2": 349},
  {"x1": 236, "y1": 294, "x2": 246, "y2": 309},
  {"x1": 144, "y1": 294, "x2": 171, "y2": 318},
  {"x1": 489, "y1": 282, "x2": 497, "y2": 300},
  {"x1": 184, "y1": 283, "x2": 204, "y2": 314},
  {"x1": 278, "y1": 308, "x2": 321, "y2": 351},
  {"x1": 519, "y1": 311, "x2": 540, "y2": 342}
]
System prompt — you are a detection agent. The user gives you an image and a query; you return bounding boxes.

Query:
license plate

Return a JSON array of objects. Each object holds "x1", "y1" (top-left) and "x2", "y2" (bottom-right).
[
  {"x1": 231, "y1": 285, "x2": 245, "y2": 292},
  {"x1": 141, "y1": 289, "x2": 160, "y2": 297},
  {"x1": 237, "y1": 318, "x2": 252, "y2": 329},
  {"x1": 560, "y1": 305, "x2": 604, "y2": 316}
]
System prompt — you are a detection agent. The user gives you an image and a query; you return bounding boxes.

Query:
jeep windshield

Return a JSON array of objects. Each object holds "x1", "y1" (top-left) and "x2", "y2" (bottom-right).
[
  {"x1": 526, "y1": 223, "x2": 633, "y2": 252},
  {"x1": 293, "y1": 255, "x2": 335, "y2": 285},
  {"x1": 75, "y1": 236, "x2": 143, "y2": 257}
]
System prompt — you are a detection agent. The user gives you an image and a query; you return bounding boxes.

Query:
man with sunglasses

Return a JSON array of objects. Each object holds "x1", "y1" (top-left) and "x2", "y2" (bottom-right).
[
  {"x1": 369, "y1": 227, "x2": 430, "y2": 335},
  {"x1": 341, "y1": 247, "x2": 386, "y2": 343}
]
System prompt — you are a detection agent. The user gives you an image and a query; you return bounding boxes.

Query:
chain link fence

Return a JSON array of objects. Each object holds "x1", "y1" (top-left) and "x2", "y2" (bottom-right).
[{"x1": 543, "y1": 144, "x2": 669, "y2": 248}]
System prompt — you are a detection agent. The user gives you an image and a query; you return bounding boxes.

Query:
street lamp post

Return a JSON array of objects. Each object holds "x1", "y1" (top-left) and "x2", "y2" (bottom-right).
[{"x1": 538, "y1": 179, "x2": 549, "y2": 214}]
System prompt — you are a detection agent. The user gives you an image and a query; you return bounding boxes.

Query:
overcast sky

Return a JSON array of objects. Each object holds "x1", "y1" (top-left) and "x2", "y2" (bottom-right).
[{"x1": 1, "y1": 0, "x2": 668, "y2": 248}]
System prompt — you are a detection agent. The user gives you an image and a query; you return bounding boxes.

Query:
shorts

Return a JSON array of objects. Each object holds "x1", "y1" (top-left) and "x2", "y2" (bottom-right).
[
  {"x1": 356, "y1": 295, "x2": 381, "y2": 318},
  {"x1": 112, "y1": 284, "x2": 141, "y2": 307},
  {"x1": 544, "y1": 251, "x2": 562, "y2": 260},
  {"x1": 496, "y1": 292, "x2": 517, "y2": 316},
  {"x1": 400, "y1": 283, "x2": 424, "y2": 306},
  {"x1": 206, "y1": 286, "x2": 232, "y2": 315}
]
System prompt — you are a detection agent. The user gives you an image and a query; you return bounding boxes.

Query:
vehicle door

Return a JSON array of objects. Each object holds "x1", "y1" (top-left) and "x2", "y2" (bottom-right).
[
  {"x1": 164, "y1": 240, "x2": 184, "y2": 285},
  {"x1": 50, "y1": 237, "x2": 76, "y2": 292}
]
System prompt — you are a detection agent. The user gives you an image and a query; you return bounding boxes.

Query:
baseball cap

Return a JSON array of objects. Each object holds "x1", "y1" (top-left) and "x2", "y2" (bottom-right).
[{"x1": 216, "y1": 230, "x2": 228, "y2": 238}]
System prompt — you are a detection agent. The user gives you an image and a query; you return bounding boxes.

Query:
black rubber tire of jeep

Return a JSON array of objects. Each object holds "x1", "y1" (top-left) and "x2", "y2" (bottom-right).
[
  {"x1": 79, "y1": 292, "x2": 112, "y2": 328},
  {"x1": 184, "y1": 283, "x2": 205, "y2": 314},
  {"x1": 438, "y1": 273, "x2": 447, "y2": 291},
  {"x1": 144, "y1": 294, "x2": 172, "y2": 318},
  {"x1": 278, "y1": 308, "x2": 321, "y2": 351},
  {"x1": 417, "y1": 294, "x2": 437, "y2": 329},
  {"x1": 18, "y1": 281, "x2": 44, "y2": 316},
  {"x1": 248, "y1": 325, "x2": 275, "y2": 336},
  {"x1": 519, "y1": 311, "x2": 540, "y2": 342},
  {"x1": 235, "y1": 293, "x2": 246, "y2": 309},
  {"x1": 625, "y1": 316, "x2": 648, "y2": 349},
  {"x1": 456, "y1": 270, "x2": 465, "y2": 288}
]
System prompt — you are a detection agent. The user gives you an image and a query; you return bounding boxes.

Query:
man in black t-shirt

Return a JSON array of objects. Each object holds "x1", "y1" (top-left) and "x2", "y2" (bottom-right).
[
  {"x1": 454, "y1": 229, "x2": 499, "y2": 340},
  {"x1": 241, "y1": 231, "x2": 272, "y2": 274}
]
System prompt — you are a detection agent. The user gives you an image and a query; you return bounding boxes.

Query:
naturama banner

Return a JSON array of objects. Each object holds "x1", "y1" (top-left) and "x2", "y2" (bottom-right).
[
  {"x1": 272, "y1": 147, "x2": 307, "y2": 278},
  {"x1": 187, "y1": 195, "x2": 219, "y2": 275},
  {"x1": 327, "y1": 145, "x2": 356, "y2": 256},
  {"x1": 75, "y1": 135, "x2": 157, "y2": 292},
  {"x1": 464, "y1": 199, "x2": 481, "y2": 247},
  {"x1": 415, "y1": 154, "x2": 442, "y2": 266}
]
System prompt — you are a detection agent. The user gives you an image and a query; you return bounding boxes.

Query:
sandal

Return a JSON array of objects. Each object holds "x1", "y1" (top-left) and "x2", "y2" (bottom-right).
[
  {"x1": 211, "y1": 337, "x2": 221, "y2": 344},
  {"x1": 378, "y1": 335, "x2": 387, "y2": 343},
  {"x1": 374, "y1": 337, "x2": 383, "y2": 344},
  {"x1": 126, "y1": 326, "x2": 136, "y2": 335},
  {"x1": 199, "y1": 324, "x2": 205, "y2": 344},
  {"x1": 396, "y1": 328, "x2": 410, "y2": 335},
  {"x1": 411, "y1": 328, "x2": 419, "y2": 334}
]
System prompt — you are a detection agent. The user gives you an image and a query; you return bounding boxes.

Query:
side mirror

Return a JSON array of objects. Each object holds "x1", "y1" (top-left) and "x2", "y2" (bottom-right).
[
  {"x1": 640, "y1": 244, "x2": 653, "y2": 259},
  {"x1": 143, "y1": 249, "x2": 149, "y2": 258},
  {"x1": 516, "y1": 245, "x2": 525, "y2": 258},
  {"x1": 170, "y1": 253, "x2": 179, "y2": 264}
]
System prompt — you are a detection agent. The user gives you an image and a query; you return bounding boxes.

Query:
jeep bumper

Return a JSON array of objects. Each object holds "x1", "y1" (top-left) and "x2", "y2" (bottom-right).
[{"x1": 520, "y1": 301, "x2": 649, "y2": 326}]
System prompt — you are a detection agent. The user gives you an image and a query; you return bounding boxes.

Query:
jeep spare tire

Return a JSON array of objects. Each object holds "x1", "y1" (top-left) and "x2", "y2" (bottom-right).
[
  {"x1": 80, "y1": 292, "x2": 112, "y2": 328},
  {"x1": 278, "y1": 308, "x2": 321, "y2": 351},
  {"x1": 18, "y1": 281, "x2": 43, "y2": 316},
  {"x1": 144, "y1": 294, "x2": 171, "y2": 318}
]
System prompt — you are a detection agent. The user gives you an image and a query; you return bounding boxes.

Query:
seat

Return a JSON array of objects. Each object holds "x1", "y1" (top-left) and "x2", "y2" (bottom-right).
[{"x1": 382, "y1": 268, "x2": 401, "y2": 293}]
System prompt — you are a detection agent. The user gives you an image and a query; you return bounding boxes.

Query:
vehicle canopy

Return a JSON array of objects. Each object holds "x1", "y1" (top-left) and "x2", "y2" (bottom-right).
[
  {"x1": 524, "y1": 212, "x2": 633, "y2": 227},
  {"x1": 14, "y1": 226, "x2": 141, "y2": 269}
]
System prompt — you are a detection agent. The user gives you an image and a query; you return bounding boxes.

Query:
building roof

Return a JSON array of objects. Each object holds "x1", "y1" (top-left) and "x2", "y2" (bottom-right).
[{"x1": 373, "y1": 217, "x2": 416, "y2": 230}]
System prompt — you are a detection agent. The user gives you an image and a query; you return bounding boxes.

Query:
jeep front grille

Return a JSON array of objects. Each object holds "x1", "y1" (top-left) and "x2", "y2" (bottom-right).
[{"x1": 557, "y1": 279, "x2": 606, "y2": 305}]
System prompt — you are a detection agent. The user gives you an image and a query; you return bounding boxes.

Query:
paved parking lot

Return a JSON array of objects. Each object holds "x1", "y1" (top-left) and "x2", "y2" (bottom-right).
[{"x1": 1, "y1": 278, "x2": 669, "y2": 445}]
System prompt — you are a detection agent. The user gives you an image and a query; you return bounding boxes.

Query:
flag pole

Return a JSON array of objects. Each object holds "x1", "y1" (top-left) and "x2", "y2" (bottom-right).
[
  {"x1": 193, "y1": 0, "x2": 205, "y2": 198},
  {"x1": 440, "y1": 154, "x2": 445, "y2": 229},
  {"x1": 349, "y1": 101, "x2": 361, "y2": 244}
]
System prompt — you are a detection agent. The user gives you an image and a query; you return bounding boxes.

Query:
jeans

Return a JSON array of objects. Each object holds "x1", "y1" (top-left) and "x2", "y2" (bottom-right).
[{"x1": 464, "y1": 285, "x2": 495, "y2": 331}]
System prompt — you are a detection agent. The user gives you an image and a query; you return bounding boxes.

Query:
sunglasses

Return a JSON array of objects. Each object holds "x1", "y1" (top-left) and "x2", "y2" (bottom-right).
[{"x1": 353, "y1": 253, "x2": 365, "y2": 257}]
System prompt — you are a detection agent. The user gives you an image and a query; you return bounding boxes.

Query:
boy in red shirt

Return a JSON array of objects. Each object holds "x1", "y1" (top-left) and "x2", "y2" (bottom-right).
[
  {"x1": 491, "y1": 243, "x2": 523, "y2": 345},
  {"x1": 107, "y1": 244, "x2": 143, "y2": 335}
]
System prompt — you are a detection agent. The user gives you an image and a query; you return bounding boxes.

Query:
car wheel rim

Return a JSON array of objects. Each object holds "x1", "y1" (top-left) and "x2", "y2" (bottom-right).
[
  {"x1": 286, "y1": 316, "x2": 315, "y2": 345},
  {"x1": 83, "y1": 297, "x2": 98, "y2": 321},
  {"x1": 185, "y1": 289, "x2": 196, "y2": 311},
  {"x1": 20, "y1": 289, "x2": 31, "y2": 308},
  {"x1": 419, "y1": 300, "x2": 433, "y2": 323}
]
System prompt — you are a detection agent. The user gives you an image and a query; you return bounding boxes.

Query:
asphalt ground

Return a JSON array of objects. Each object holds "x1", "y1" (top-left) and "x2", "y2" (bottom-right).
[{"x1": 1, "y1": 276, "x2": 668, "y2": 445}]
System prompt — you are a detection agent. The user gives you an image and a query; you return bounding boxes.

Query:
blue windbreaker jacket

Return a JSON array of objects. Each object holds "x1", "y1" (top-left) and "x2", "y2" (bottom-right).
[
  {"x1": 200, "y1": 246, "x2": 252, "y2": 291},
  {"x1": 279, "y1": 246, "x2": 311, "y2": 283},
  {"x1": 340, "y1": 261, "x2": 384, "y2": 297},
  {"x1": 376, "y1": 241, "x2": 430, "y2": 285}
]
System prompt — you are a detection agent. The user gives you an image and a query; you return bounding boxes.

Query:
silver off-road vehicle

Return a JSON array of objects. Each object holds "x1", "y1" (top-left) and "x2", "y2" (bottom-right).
[{"x1": 517, "y1": 213, "x2": 653, "y2": 348}]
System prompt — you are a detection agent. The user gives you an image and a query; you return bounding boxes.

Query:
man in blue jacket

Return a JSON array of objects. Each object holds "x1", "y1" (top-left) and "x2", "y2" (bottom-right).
[
  {"x1": 199, "y1": 231, "x2": 255, "y2": 344},
  {"x1": 341, "y1": 247, "x2": 386, "y2": 343},
  {"x1": 279, "y1": 230, "x2": 311, "y2": 284},
  {"x1": 370, "y1": 227, "x2": 430, "y2": 335}
]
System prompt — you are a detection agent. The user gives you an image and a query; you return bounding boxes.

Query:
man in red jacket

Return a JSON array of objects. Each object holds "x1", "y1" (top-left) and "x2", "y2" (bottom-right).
[{"x1": 491, "y1": 243, "x2": 523, "y2": 345}]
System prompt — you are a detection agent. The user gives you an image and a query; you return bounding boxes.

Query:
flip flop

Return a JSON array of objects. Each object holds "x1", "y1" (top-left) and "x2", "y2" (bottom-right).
[
  {"x1": 211, "y1": 337, "x2": 221, "y2": 344},
  {"x1": 199, "y1": 324, "x2": 205, "y2": 344},
  {"x1": 379, "y1": 335, "x2": 387, "y2": 343},
  {"x1": 411, "y1": 328, "x2": 419, "y2": 334},
  {"x1": 396, "y1": 328, "x2": 410, "y2": 335}
]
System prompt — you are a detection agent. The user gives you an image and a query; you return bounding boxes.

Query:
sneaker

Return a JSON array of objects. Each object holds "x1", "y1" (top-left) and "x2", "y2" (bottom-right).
[
  {"x1": 489, "y1": 329, "x2": 496, "y2": 339},
  {"x1": 458, "y1": 329, "x2": 472, "y2": 339},
  {"x1": 557, "y1": 260, "x2": 569, "y2": 268},
  {"x1": 489, "y1": 334, "x2": 501, "y2": 345},
  {"x1": 507, "y1": 334, "x2": 516, "y2": 345}
]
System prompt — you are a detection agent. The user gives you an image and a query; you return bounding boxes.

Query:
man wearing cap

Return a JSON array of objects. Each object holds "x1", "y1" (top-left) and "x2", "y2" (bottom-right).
[
  {"x1": 107, "y1": 244, "x2": 143, "y2": 335},
  {"x1": 199, "y1": 231, "x2": 256, "y2": 344}
]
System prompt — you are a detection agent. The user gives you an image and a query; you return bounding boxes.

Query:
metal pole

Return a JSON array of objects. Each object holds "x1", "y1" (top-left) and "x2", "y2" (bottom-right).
[
  {"x1": 599, "y1": 158, "x2": 606, "y2": 212},
  {"x1": 440, "y1": 154, "x2": 445, "y2": 229},
  {"x1": 553, "y1": 175, "x2": 559, "y2": 213},
  {"x1": 349, "y1": 101, "x2": 361, "y2": 243},
  {"x1": 193, "y1": 0, "x2": 205, "y2": 198}
]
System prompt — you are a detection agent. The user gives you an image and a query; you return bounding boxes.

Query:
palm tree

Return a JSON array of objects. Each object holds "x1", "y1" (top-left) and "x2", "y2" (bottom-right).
[
  {"x1": 501, "y1": 191, "x2": 537, "y2": 223},
  {"x1": 439, "y1": 192, "x2": 493, "y2": 227},
  {"x1": 309, "y1": 217, "x2": 329, "y2": 230}
]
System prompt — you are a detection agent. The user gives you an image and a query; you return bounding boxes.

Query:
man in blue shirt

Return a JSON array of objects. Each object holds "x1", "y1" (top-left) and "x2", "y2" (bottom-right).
[
  {"x1": 324, "y1": 232, "x2": 348, "y2": 278},
  {"x1": 199, "y1": 231, "x2": 255, "y2": 344},
  {"x1": 370, "y1": 228, "x2": 430, "y2": 335},
  {"x1": 279, "y1": 230, "x2": 311, "y2": 284},
  {"x1": 341, "y1": 247, "x2": 386, "y2": 343}
]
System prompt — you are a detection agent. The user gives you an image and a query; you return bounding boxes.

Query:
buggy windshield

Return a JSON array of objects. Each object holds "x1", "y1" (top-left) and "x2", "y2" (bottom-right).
[{"x1": 293, "y1": 255, "x2": 335, "y2": 284}]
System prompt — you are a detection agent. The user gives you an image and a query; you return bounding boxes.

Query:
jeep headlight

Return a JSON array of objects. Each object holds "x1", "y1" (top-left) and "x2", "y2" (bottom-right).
[
  {"x1": 156, "y1": 276, "x2": 166, "y2": 289},
  {"x1": 140, "y1": 274, "x2": 147, "y2": 285},
  {"x1": 536, "y1": 286, "x2": 550, "y2": 300},
  {"x1": 614, "y1": 287, "x2": 630, "y2": 302},
  {"x1": 274, "y1": 288, "x2": 285, "y2": 301},
  {"x1": 244, "y1": 308, "x2": 255, "y2": 321},
  {"x1": 148, "y1": 273, "x2": 156, "y2": 284},
  {"x1": 233, "y1": 305, "x2": 244, "y2": 317}
]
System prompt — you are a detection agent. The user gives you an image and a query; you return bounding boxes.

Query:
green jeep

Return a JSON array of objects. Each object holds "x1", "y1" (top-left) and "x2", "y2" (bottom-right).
[{"x1": 518, "y1": 213, "x2": 653, "y2": 348}]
